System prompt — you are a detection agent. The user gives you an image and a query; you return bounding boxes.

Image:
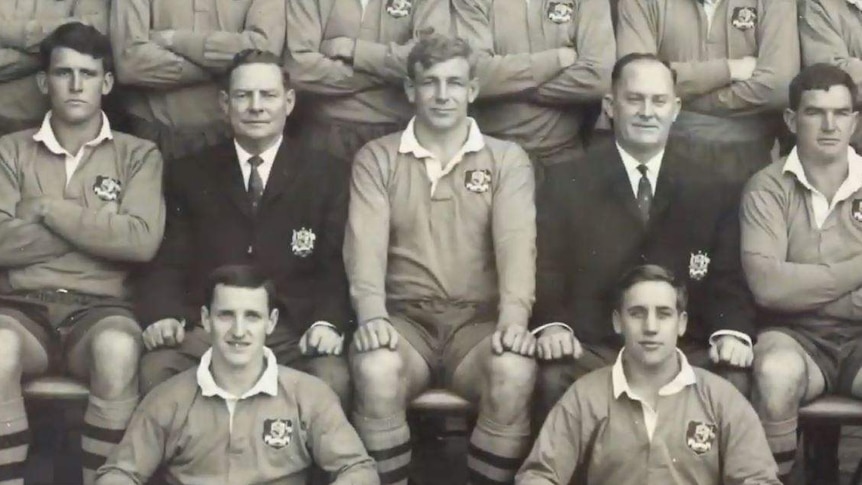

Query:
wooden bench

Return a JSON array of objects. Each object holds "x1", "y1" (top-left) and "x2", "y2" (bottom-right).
[
  {"x1": 799, "y1": 395, "x2": 862, "y2": 485},
  {"x1": 410, "y1": 388, "x2": 473, "y2": 415}
]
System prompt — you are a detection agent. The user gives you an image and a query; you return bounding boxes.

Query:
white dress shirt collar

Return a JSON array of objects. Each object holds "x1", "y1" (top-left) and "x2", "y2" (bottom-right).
[
  {"x1": 616, "y1": 143, "x2": 664, "y2": 198},
  {"x1": 234, "y1": 136, "x2": 283, "y2": 190}
]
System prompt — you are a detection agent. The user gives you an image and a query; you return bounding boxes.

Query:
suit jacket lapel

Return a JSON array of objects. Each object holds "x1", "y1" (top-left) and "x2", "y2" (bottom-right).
[
  {"x1": 600, "y1": 143, "x2": 645, "y2": 225},
  {"x1": 215, "y1": 145, "x2": 253, "y2": 218},
  {"x1": 259, "y1": 139, "x2": 298, "y2": 209},
  {"x1": 650, "y1": 150, "x2": 679, "y2": 222}
]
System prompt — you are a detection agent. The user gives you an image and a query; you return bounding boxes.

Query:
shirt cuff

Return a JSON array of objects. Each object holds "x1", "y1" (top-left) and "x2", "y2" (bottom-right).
[
  {"x1": 307, "y1": 321, "x2": 342, "y2": 336},
  {"x1": 531, "y1": 322, "x2": 574, "y2": 336},
  {"x1": 708, "y1": 330, "x2": 752, "y2": 349}
]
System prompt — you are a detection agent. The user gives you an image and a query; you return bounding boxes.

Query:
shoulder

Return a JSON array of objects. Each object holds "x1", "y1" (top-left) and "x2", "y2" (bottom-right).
[
  {"x1": 353, "y1": 132, "x2": 403, "y2": 172},
  {"x1": 137, "y1": 368, "x2": 199, "y2": 415},
  {"x1": 0, "y1": 129, "x2": 39, "y2": 160},
  {"x1": 570, "y1": 367, "x2": 613, "y2": 405},
  {"x1": 481, "y1": 134, "x2": 531, "y2": 166},
  {"x1": 692, "y1": 367, "x2": 749, "y2": 408},
  {"x1": 276, "y1": 365, "x2": 341, "y2": 409},
  {"x1": 743, "y1": 158, "x2": 789, "y2": 197},
  {"x1": 110, "y1": 131, "x2": 161, "y2": 158}
]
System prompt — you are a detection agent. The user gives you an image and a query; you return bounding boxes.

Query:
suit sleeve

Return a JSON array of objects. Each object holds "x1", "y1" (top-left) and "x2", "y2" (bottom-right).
[
  {"x1": 0, "y1": 0, "x2": 109, "y2": 52},
  {"x1": 110, "y1": 0, "x2": 213, "y2": 88},
  {"x1": 305, "y1": 384, "x2": 380, "y2": 484},
  {"x1": 133, "y1": 159, "x2": 195, "y2": 326},
  {"x1": 702, "y1": 187, "x2": 756, "y2": 338},
  {"x1": 42, "y1": 142, "x2": 166, "y2": 263},
  {"x1": 799, "y1": 0, "x2": 862, "y2": 87},
  {"x1": 285, "y1": 0, "x2": 386, "y2": 96},
  {"x1": 515, "y1": 387, "x2": 585, "y2": 485},
  {"x1": 168, "y1": 0, "x2": 285, "y2": 71},
  {"x1": 740, "y1": 175, "x2": 862, "y2": 312},
  {"x1": 353, "y1": 0, "x2": 450, "y2": 82},
  {"x1": 616, "y1": 0, "x2": 733, "y2": 98},
  {"x1": 453, "y1": 0, "x2": 566, "y2": 99},
  {"x1": 0, "y1": 141, "x2": 71, "y2": 268},
  {"x1": 533, "y1": 165, "x2": 572, "y2": 328},
  {"x1": 686, "y1": 0, "x2": 799, "y2": 115},
  {"x1": 534, "y1": 0, "x2": 615, "y2": 104},
  {"x1": 494, "y1": 144, "x2": 536, "y2": 327},
  {"x1": 343, "y1": 144, "x2": 391, "y2": 324}
]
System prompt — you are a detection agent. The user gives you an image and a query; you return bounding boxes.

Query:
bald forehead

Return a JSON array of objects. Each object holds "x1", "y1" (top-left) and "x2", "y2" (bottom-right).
[{"x1": 615, "y1": 59, "x2": 676, "y2": 94}]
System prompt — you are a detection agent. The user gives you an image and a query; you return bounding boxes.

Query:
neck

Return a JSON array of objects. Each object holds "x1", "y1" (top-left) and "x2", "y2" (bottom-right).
[
  {"x1": 414, "y1": 118, "x2": 470, "y2": 162},
  {"x1": 622, "y1": 350, "x2": 680, "y2": 397},
  {"x1": 797, "y1": 147, "x2": 849, "y2": 201},
  {"x1": 210, "y1": 354, "x2": 266, "y2": 397},
  {"x1": 50, "y1": 113, "x2": 103, "y2": 155},
  {"x1": 618, "y1": 140, "x2": 664, "y2": 164},
  {"x1": 236, "y1": 135, "x2": 281, "y2": 156}
]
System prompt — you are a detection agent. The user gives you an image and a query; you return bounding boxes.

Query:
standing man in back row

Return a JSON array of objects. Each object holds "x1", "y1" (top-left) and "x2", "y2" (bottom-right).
[
  {"x1": 286, "y1": 0, "x2": 450, "y2": 168},
  {"x1": 110, "y1": 0, "x2": 285, "y2": 161},
  {"x1": 453, "y1": 0, "x2": 615, "y2": 182},
  {"x1": 617, "y1": 0, "x2": 799, "y2": 188}
]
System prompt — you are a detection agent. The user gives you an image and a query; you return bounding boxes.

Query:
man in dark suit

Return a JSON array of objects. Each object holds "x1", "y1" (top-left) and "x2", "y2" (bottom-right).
[
  {"x1": 134, "y1": 49, "x2": 351, "y2": 407},
  {"x1": 533, "y1": 53, "x2": 755, "y2": 416}
]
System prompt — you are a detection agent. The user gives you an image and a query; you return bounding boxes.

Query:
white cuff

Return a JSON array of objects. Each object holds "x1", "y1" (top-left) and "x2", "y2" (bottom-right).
[
  {"x1": 708, "y1": 330, "x2": 752, "y2": 349},
  {"x1": 531, "y1": 322, "x2": 574, "y2": 336},
  {"x1": 308, "y1": 321, "x2": 342, "y2": 336}
]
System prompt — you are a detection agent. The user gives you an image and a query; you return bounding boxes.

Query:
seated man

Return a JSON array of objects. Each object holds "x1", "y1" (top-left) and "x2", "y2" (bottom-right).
[
  {"x1": 517, "y1": 264, "x2": 780, "y2": 485},
  {"x1": 742, "y1": 63, "x2": 862, "y2": 483},
  {"x1": 135, "y1": 49, "x2": 352, "y2": 407},
  {"x1": 534, "y1": 53, "x2": 754, "y2": 417},
  {"x1": 345, "y1": 35, "x2": 537, "y2": 485},
  {"x1": 96, "y1": 265, "x2": 378, "y2": 485},
  {"x1": 0, "y1": 23, "x2": 165, "y2": 485}
]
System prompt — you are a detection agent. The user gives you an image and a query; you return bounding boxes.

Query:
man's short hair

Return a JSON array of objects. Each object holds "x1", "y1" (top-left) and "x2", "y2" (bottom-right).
[
  {"x1": 614, "y1": 264, "x2": 688, "y2": 313},
  {"x1": 39, "y1": 22, "x2": 113, "y2": 73},
  {"x1": 611, "y1": 53, "x2": 677, "y2": 92},
  {"x1": 203, "y1": 264, "x2": 277, "y2": 311},
  {"x1": 407, "y1": 34, "x2": 475, "y2": 80},
  {"x1": 788, "y1": 63, "x2": 858, "y2": 111},
  {"x1": 220, "y1": 49, "x2": 290, "y2": 91}
]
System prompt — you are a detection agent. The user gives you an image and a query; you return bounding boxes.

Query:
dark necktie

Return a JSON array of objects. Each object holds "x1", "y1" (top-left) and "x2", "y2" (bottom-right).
[
  {"x1": 636, "y1": 164, "x2": 652, "y2": 222},
  {"x1": 248, "y1": 155, "x2": 264, "y2": 211}
]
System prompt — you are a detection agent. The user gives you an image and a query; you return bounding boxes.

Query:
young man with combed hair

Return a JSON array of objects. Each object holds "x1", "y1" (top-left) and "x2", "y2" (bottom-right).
[
  {"x1": 285, "y1": 0, "x2": 450, "y2": 168},
  {"x1": 97, "y1": 265, "x2": 378, "y2": 485},
  {"x1": 517, "y1": 264, "x2": 779, "y2": 485},
  {"x1": 742, "y1": 63, "x2": 862, "y2": 483},
  {"x1": 616, "y1": 0, "x2": 799, "y2": 188},
  {"x1": 345, "y1": 35, "x2": 537, "y2": 485},
  {"x1": 533, "y1": 53, "x2": 754, "y2": 420},
  {"x1": 135, "y1": 50, "x2": 352, "y2": 408},
  {"x1": 0, "y1": 22, "x2": 165, "y2": 485},
  {"x1": 0, "y1": 0, "x2": 109, "y2": 137},
  {"x1": 452, "y1": 0, "x2": 615, "y2": 181},
  {"x1": 109, "y1": 0, "x2": 285, "y2": 161}
]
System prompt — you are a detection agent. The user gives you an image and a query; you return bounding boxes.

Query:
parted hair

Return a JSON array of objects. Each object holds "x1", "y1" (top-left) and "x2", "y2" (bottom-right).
[
  {"x1": 39, "y1": 22, "x2": 113, "y2": 73},
  {"x1": 203, "y1": 264, "x2": 277, "y2": 311},
  {"x1": 221, "y1": 49, "x2": 290, "y2": 91},
  {"x1": 407, "y1": 34, "x2": 476, "y2": 80},
  {"x1": 614, "y1": 264, "x2": 688, "y2": 313},
  {"x1": 611, "y1": 52, "x2": 677, "y2": 91},
  {"x1": 788, "y1": 63, "x2": 858, "y2": 111}
]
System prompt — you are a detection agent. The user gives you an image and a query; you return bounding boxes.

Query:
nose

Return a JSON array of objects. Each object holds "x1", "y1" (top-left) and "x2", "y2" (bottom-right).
[
  {"x1": 435, "y1": 82, "x2": 448, "y2": 102},
  {"x1": 638, "y1": 100, "x2": 655, "y2": 118},
  {"x1": 643, "y1": 312, "x2": 659, "y2": 334},
  {"x1": 249, "y1": 92, "x2": 263, "y2": 111},
  {"x1": 70, "y1": 72, "x2": 83, "y2": 93},
  {"x1": 230, "y1": 318, "x2": 248, "y2": 338},
  {"x1": 822, "y1": 112, "x2": 837, "y2": 132}
]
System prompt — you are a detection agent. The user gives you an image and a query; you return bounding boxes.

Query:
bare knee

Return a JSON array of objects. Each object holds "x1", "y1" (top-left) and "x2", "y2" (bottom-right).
[
  {"x1": 90, "y1": 325, "x2": 142, "y2": 396},
  {"x1": 350, "y1": 349, "x2": 405, "y2": 412},
  {"x1": 753, "y1": 344, "x2": 807, "y2": 416},
  {"x1": 486, "y1": 352, "x2": 537, "y2": 396}
]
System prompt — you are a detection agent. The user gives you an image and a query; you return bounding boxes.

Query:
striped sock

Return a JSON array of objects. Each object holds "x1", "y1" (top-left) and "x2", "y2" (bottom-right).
[
  {"x1": 468, "y1": 416, "x2": 530, "y2": 485},
  {"x1": 0, "y1": 398, "x2": 28, "y2": 485},
  {"x1": 353, "y1": 411, "x2": 411, "y2": 485},
  {"x1": 81, "y1": 395, "x2": 138, "y2": 485},
  {"x1": 764, "y1": 416, "x2": 797, "y2": 483}
]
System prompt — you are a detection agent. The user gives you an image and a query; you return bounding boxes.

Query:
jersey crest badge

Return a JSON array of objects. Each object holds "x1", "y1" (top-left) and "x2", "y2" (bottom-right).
[
  {"x1": 686, "y1": 421, "x2": 717, "y2": 455},
  {"x1": 291, "y1": 227, "x2": 316, "y2": 257},
  {"x1": 386, "y1": 0, "x2": 412, "y2": 18},
  {"x1": 465, "y1": 169, "x2": 492, "y2": 193},
  {"x1": 689, "y1": 251, "x2": 710, "y2": 281},
  {"x1": 263, "y1": 418, "x2": 293, "y2": 449},
  {"x1": 852, "y1": 199, "x2": 862, "y2": 222},
  {"x1": 93, "y1": 176, "x2": 122, "y2": 202},
  {"x1": 547, "y1": 1, "x2": 574, "y2": 23},
  {"x1": 731, "y1": 7, "x2": 757, "y2": 30}
]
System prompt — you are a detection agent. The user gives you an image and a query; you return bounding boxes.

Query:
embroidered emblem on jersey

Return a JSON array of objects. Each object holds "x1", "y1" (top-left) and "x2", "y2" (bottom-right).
[
  {"x1": 547, "y1": 1, "x2": 574, "y2": 23},
  {"x1": 291, "y1": 227, "x2": 316, "y2": 257},
  {"x1": 689, "y1": 251, "x2": 710, "y2": 281},
  {"x1": 386, "y1": 0, "x2": 412, "y2": 18},
  {"x1": 848, "y1": 0, "x2": 862, "y2": 12},
  {"x1": 93, "y1": 176, "x2": 122, "y2": 202},
  {"x1": 465, "y1": 169, "x2": 492, "y2": 193},
  {"x1": 852, "y1": 199, "x2": 862, "y2": 222},
  {"x1": 731, "y1": 7, "x2": 757, "y2": 30},
  {"x1": 263, "y1": 418, "x2": 293, "y2": 449},
  {"x1": 686, "y1": 421, "x2": 717, "y2": 455}
]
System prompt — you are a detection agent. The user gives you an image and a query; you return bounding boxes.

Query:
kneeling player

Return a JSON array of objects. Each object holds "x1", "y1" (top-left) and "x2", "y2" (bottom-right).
[
  {"x1": 345, "y1": 35, "x2": 537, "y2": 485},
  {"x1": 517, "y1": 265, "x2": 779, "y2": 485}
]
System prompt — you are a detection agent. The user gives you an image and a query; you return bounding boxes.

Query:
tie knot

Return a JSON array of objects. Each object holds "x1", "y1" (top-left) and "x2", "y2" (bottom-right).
[
  {"x1": 637, "y1": 164, "x2": 648, "y2": 176},
  {"x1": 248, "y1": 155, "x2": 263, "y2": 168}
]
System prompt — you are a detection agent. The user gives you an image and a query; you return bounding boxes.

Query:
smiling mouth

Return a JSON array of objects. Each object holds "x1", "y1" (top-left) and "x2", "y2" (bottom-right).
[{"x1": 227, "y1": 341, "x2": 250, "y2": 349}]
